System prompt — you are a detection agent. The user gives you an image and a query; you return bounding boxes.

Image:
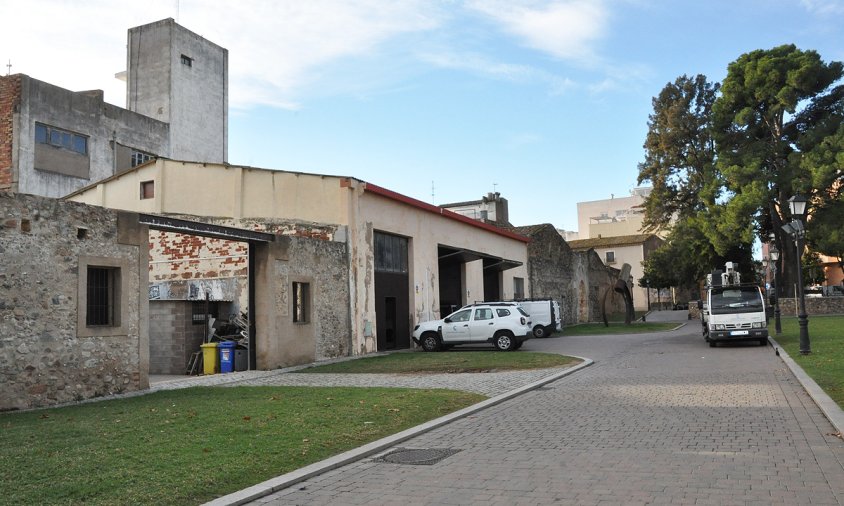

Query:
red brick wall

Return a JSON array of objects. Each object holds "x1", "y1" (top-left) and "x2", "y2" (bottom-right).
[
  {"x1": 149, "y1": 231, "x2": 249, "y2": 281},
  {"x1": 0, "y1": 75, "x2": 21, "y2": 191}
]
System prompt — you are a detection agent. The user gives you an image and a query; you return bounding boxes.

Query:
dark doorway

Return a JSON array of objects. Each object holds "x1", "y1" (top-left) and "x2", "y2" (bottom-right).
[
  {"x1": 374, "y1": 232, "x2": 410, "y2": 350},
  {"x1": 483, "y1": 263, "x2": 501, "y2": 302},
  {"x1": 438, "y1": 258, "x2": 462, "y2": 317}
]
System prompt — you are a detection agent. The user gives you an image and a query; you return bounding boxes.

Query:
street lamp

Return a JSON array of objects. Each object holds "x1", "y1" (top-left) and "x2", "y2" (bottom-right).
[
  {"x1": 769, "y1": 241, "x2": 782, "y2": 334},
  {"x1": 785, "y1": 194, "x2": 810, "y2": 354}
]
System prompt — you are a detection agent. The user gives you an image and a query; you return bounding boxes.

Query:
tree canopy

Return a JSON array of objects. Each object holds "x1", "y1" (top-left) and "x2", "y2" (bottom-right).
[{"x1": 637, "y1": 45, "x2": 844, "y2": 295}]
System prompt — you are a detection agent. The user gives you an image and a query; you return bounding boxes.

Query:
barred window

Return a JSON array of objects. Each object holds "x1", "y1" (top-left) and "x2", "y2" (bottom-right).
[{"x1": 374, "y1": 232, "x2": 408, "y2": 273}]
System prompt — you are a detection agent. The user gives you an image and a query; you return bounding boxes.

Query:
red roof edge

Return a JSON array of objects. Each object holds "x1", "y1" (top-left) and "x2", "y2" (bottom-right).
[{"x1": 361, "y1": 182, "x2": 530, "y2": 243}]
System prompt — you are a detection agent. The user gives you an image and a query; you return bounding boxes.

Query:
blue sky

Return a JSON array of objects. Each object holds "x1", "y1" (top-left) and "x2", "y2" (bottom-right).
[{"x1": 2, "y1": 0, "x2": 843, "y2": 231}]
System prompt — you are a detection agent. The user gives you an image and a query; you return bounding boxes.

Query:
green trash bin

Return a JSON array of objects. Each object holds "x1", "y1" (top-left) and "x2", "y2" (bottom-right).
[{"x1": 200, "y1": 342, "x2": 218, "y2": 375}]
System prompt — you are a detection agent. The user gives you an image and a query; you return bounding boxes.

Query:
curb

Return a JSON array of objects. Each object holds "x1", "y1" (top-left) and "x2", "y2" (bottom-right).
[
  {"x1": 769, "y1": 337, "x2": 844, "y2": 435},
  {"x1": 202, "y1": 357, "x2": 594, "y2": 506}
]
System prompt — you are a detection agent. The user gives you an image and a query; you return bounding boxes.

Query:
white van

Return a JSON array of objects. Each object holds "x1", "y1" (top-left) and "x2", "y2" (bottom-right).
[{"x1": 516, "y1": 299, "x2": 562, "y2": 338}]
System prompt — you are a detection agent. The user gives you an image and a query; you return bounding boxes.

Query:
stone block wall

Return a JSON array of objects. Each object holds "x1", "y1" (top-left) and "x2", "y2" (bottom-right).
[
  {"x1": 0, "y1": 192, "x2": 146, "y2": 410},
  {"x1": 777, "y1": 297, "x2": 844, "y2": 316}
]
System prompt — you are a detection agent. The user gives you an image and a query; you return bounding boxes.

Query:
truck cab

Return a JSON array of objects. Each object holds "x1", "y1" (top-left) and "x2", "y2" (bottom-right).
[{"x1": 700, "y1": 262, "x2": 768, "y2": 347}]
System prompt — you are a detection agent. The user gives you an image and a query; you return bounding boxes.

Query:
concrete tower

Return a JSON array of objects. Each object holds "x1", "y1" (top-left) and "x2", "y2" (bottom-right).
[{"x1": 126, "y1": 18, "x2": 228, "y2": 163}]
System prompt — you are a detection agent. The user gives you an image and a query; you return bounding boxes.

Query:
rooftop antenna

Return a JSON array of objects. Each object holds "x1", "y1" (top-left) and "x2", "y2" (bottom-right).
[
  {"x1": 431, "y1": 181, "x2": 435, "y2": 204},
  {"x1": 5, "y1": 60, "x2": 11, "y2": 76},
  {"x1": 493, "y1": 182, "x2": 498, "y2": 194},
  {"x1": 175, "y1": 0, "x2": 180, "y2": 22}
]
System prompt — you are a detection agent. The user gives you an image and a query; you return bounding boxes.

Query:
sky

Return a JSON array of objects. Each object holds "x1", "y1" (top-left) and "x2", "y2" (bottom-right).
[{"x1": 2, "y1": 0, "x2": 843, "y2": 232}]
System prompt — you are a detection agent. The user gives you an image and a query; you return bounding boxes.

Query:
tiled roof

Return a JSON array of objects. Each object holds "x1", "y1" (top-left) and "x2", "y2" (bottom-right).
[{"x1": 567, "y1": 233, "x2": 657, "y2": 250}]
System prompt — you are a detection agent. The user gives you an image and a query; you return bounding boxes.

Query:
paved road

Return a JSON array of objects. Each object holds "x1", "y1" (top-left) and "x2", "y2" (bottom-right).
[{"x1": 249, "y1": 323, "x2": 844, "y2": 505}]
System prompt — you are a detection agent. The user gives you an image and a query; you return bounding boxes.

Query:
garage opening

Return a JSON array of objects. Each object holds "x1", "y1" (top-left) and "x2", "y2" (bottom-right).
[{"x1": 140, "y1": 215, "x2": 274, "y2": 377}]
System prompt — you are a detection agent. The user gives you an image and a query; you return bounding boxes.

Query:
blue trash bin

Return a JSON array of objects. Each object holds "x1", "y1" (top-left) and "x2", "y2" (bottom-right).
[{"x1": 218, "y1": 341, "x2": 236, "y2": 373}]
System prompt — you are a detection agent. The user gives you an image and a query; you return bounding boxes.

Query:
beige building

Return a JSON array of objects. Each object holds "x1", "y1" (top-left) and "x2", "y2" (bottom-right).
[
  {"x1": 68, "y1": 159, "x2": 530, "y2": 366},
  {"x1": 576, "y1": 187, "x2": 652, "y2": 240},
  {"x1": 567, "y1": 234, "x2": 663, "y2": 311}
]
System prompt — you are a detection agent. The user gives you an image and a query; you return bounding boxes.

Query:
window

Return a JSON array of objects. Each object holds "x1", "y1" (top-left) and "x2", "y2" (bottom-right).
[
  {"x1": 513, "y1": 277, "x2": 525, "y2": 299},
  {"x1": 474, "y1": 308, "x2": 493, "y2": 320},
  {"x1": 192, "y1": 301, "x2": 219, "y2": 325},
  {"x1": 374, "y1": 232, "x2": 408, "y2": 273},
  {"x1": 35, "y1": 123, "x2": 87, "y2": 155},
  {"x1": 293, "y1": 282, "x2": 310, "y2": 323},
  {"x1": 448, "y1": 309, "x2": 471, "y2": 323},
  {"x1": 140, "y1": 181, "x2": 155, "y2": 199},
  {"x1": 496, "y1": 308, "x2": 511, "y2": 318},
  {"x1": 86, "y1": 267, "x2": 117, "y2": 326},
  {"x1": 181, "y1": 54, "x2": 193, "y2": 67},
  {"x1": 605, "y1": 251, "x2": 616, "y2": 264},
  {"x1": 131, "y1": 150, "x2": 153, "y2": 167}
]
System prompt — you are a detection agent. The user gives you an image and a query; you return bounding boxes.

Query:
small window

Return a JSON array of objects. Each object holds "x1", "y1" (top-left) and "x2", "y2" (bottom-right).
[
  {"x1": 192, "y1": 301, "x2": 219, "y2": 325},
  {"x1": 513, "y1": 277, "x2": 525, "y2": 299},
  {"x1": 293, "y1": 282, "x2": 310, "y2": 323},
  {"x1": 37, "y1": 123, "x2": 88, "y2": 155},
  {"x1": 131, "y1": 150, "x2": 153, "y2": 167},
  {"x1": 86, "y1": 267, "x2": 117, "y2": 326},
  {"x1": 605, "y1": 251, "x2": 616, "y2": 264},
  {"x1": 72, "y1": 135, "x2": 87, "y2": 154},
  {"x1": 496, "y1": 308, "x2": 511, "y2": 318},
  {"x1": 181, "y1": 54, "x2": 193, "y2": 67},
  {"x1": 140, "y1": 181, "x2": 155, "y2": 199},
  {"x1": 35, "y1": 124, "x2": 48, "y2": 143}
]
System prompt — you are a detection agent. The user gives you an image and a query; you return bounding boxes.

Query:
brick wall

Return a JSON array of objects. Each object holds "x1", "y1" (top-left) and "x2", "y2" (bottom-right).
[{"x1": 0, "y1": 75, "x2": 21, "y2": 191}]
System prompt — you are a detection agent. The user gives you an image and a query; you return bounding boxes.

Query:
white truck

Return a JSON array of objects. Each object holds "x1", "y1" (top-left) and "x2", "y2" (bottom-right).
[
  {"x1": 516, "y1": 299, "x2": 563, "y2": 338},
  {"x1": 699, "y1": 262, "x2": 768, "y2": 347}
]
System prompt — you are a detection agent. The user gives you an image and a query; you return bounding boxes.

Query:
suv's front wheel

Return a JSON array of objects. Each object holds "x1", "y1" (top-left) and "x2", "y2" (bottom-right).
[
  {"x1": 494, "y1": 331, "x2": 516, "y2": 351},
  {"x1": 420, "y1": 332, "x2": 441, "y2": 352}
]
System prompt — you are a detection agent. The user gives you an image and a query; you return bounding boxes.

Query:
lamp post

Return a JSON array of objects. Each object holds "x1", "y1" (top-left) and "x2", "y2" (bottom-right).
[
  {"x1": 785, "y1": 194, "x2": 810, "y2": 355},
  {"x1": 769, "y1": 242, "x2": 782, "y2": 335}
]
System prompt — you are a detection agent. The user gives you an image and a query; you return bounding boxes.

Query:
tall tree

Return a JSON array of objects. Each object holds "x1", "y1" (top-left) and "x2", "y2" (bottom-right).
[
  {"x1": 637, "y1": 75, "x2": 720, "y2": 231},
  {"x1": 712, "y1": 44, "x2": 844, "y2": 296}
]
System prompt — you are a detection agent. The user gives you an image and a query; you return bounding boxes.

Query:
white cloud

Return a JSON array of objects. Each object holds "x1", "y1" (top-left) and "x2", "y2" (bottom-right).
[
  {"x1": 419, "y1": 50, "x2": 576, "y2": 95},
  {"x1": 465, "y1": 0, "x2": 608, "y2": 64},
  {"x1": 0, "y1": 0, "x2": 445, "y2": 109},
  {"x1": 800, "y1": 0, "x2": 844, "y2": 15}
]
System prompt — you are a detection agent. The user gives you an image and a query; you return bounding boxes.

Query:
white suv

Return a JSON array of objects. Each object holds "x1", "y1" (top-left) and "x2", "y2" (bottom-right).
[{"x1": 412, "y1": 303, "x2": 532, "y2": 352}]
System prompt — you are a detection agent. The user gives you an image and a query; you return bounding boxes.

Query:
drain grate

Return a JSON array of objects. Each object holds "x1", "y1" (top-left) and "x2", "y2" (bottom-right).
[{"x1": 374, "y1": 448, "x2": 461, "y2": 465}]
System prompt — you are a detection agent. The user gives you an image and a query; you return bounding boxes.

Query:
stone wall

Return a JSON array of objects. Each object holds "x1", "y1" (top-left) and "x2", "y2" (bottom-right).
[
  {"x1": 517, "y1": 224, "x2": 625, "y2": 325},
  {"x1": 777, "y1": 297, "x2": 844, "y2": 316},
  {"x1": 0, "y1": 192, "x2": 147, "y2": 410}
]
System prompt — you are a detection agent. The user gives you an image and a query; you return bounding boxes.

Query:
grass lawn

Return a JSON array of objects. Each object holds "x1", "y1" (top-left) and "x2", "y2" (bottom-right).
[
  {"x1": 297, "y1": 351, "x2": 580, "y2": 374},
  {"x1": 0, "y1": 386, "x2": 483, "y2": 505},
  {"x1": 773, "y1": 315, "x2": 844, "y2": 409},
  {"x1": 560, "y1": 321, "x2": 680, "y2": 336}
]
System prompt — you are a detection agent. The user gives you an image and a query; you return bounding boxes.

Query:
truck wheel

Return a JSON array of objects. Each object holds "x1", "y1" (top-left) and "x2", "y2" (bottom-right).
[
  {"x1": 709, "y1": 340, "x2": 716, "y2": 348},
  {"x1": 494, "y1": 331, "x2": 516, "y2": 351},
  {"x1": 759, "y1": 339, "x2": 768, "y2": 346},
  {"x1": 533, "y1": 325, "x2": 546, "y2": 338},
  {"x1": 420, "y1": 332, "x2": 441, "y2": 352}
]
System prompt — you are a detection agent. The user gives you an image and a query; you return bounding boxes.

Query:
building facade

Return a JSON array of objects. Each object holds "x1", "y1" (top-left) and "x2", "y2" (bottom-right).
[
  {"x1": 0, "y1": 18, "x2": 226, "y2": 199},
  {"x1": 67, "y1": 159, "x2": 530, "y2": 360},
  {"x1": 576, "y1": 187, "x2": 652, "y2": 240}
]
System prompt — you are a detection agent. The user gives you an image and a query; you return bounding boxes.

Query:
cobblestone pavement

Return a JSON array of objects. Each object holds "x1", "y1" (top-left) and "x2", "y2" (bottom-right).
[{"x1": 249, "y1": 324, "x2": 844, "y2": 506}]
